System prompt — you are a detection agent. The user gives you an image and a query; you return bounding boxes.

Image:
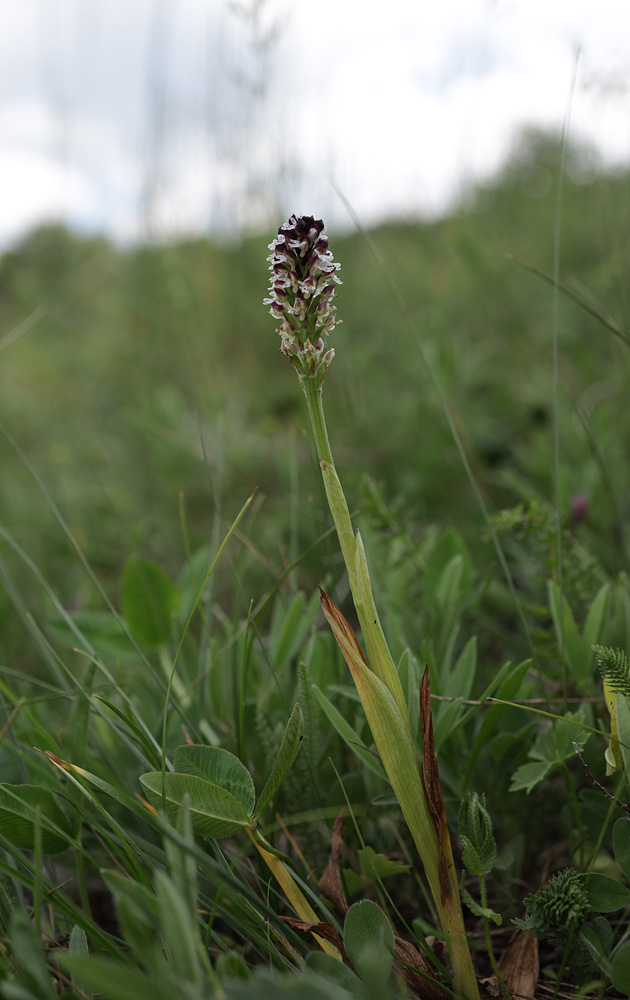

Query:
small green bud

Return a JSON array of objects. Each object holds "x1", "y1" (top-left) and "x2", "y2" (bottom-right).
[{"x1": 458, "y1": 792, "x2": 497, "y2": 877}]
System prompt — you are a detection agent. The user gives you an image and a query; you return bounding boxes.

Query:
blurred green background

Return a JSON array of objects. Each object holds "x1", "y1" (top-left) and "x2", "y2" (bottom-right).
[{"x1": 0, "y1": 131, "x2": 628, "y2": 669}]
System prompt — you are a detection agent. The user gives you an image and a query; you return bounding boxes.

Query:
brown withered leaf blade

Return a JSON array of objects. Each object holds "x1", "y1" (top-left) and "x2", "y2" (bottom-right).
[
  {"x1": 319, "y1": 588, "x2": 370, "y2": 670},
  {"x1": 419, "y1": 667, "x2": 452, "y2": 904},
  {"x1": 394, "y1": 936, "x2": 452, "y2": 1000},
  {"x1": 280, "y1": 917, "x2": 346, "y2": 962},
  {"x1": 318, "y1": 809, "x2": 349, "y2": 916},
  {"x1": 499, "y1": 928, "x2": 539, "y2": 998}
]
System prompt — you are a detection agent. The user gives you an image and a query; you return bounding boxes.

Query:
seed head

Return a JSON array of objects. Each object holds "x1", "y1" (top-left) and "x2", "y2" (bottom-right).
[{"x1": 263, "y1": 215, "x2": 342, "y2": 384}]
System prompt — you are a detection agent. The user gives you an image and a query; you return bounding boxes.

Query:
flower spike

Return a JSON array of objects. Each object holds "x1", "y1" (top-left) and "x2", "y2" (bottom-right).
[{"x1": 264, "y1": 214, "x2": 342, "y2": 384}]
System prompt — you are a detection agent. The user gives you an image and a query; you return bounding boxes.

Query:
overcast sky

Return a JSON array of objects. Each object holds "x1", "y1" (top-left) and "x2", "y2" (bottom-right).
[{"x1": 0, "y1": 0, "x2": 628, "y2": 248}]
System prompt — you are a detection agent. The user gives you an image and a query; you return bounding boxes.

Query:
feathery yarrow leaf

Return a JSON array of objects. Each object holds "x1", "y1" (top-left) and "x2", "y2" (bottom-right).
[
  {"x1": 515, "y1": 868, "x2": 591, "y2": 940},
  {"x1": 593, "y1": 644, "x2": 630, "y2": 696}
]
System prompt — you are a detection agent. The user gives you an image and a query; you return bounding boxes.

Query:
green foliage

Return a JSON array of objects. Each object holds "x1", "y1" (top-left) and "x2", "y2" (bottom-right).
[
  {"x1": 0, "y1": 784, "x2": 73, "y2": 854},
  {"x1": 174, "y1": 745, "x2": 256, "y2": 813},
  {"x1": 458, "y1": 792, "x2": 496, "y2": 877},
  {"x1": 517, "y1": 840, "x2": 630, "y2": 993},
  {"x1": 140, "y1": 766, "x2": 253, "y2": 838},
  {"x1": 4, "y1": 910, "x2": 58, "y2": 1000},
  {"x1": 342, "y1": 846, "x2": 410, "y2": 897},
  {"x1": 1, "y1": 137, "x2": 630, "y2": 996},
  {"x1": 253, "y1": 702, "x2": 304, "y2": 820},
  {"x1": 121, "y1": 557, "x2": 179, "y2": 648},
  {"x1": 343, "y1": 900, "x2": 395, "y2": 994},
  {"x1": 458, "y1": 789, "x2": 503, "y2": 984},
  {"x1": 614, "y1": 816, "x2": 630, "y2": 880},
  {"x1": 311, "y1": 684, "x2": 387, "y2": 781},
  {"x1": 516, "y1": 867, "x2": 591, "y2": 940},
  {"x1": 611, "y1": 942, "x2": 630, "y2": 996},
  {"x1": 581, "y1": 872, "x2": 630, "y2": 912},
  {"x1": 594, "y1": 644, "x2": 630, "y2": 697},
  {"x1": 548, "y1": 580, "x2": 610, "y2": 685},
  {"x1": 224, "y1": 967, "x2": 359, "y2": 1000},
  {"x1": 140, "y1": 703, "x2": 304, "y2": 844},
  {"x1": 509, "y1": 710, "x2": 587, "y2": 794}
]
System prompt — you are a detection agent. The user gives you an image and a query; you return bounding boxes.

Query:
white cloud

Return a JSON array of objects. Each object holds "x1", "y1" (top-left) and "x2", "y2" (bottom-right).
[
  {"x1": 0, "y1": 0, "x2": 628, "y2": 247},
  {"x1": 0, "y1": 149, "x2": 72, "y2": 244}
]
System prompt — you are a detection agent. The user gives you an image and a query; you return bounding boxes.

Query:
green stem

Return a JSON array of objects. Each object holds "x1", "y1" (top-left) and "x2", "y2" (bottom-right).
[
  {"x1": 561, "y1": 760, "x2": 584, "y2": 868},
  {"x1": 300, "y1": 373, "x2": 479, "y2": 1000},
  {"x1": 300, "y1": 375, "x2": 408, "y2": 721},
  {"x1": 478, "y1": 876, "x2": 511, "y2": 1000},
  {"x1": 299, "y1": 375, "x2": 355, "y2": 566}
]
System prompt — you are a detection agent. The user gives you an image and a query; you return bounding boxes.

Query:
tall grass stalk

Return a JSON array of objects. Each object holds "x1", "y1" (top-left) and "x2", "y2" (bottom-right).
[{"x1": 551, "y1": 50, "x2": 580, "y2": 702}]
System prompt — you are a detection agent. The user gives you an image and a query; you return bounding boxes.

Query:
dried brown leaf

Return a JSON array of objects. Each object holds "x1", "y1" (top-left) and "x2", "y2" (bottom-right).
[
  {"x1": 499, "y1": 928, "x2": 539, "y2": 998},
  {"x1": 394, "y1": 935, "x2": 452, "y2": 1000},
  {"x1": 280, "y1": 917, "x2": 347, "y2": 962},
  {"x1": 318, "y1": 809, "x2": 349, "y2": 915}
]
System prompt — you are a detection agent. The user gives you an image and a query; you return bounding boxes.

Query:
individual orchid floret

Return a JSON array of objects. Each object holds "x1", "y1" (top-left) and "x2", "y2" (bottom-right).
[{"x1": 263, "y1": 214, "x2": 342, "y2": 385}]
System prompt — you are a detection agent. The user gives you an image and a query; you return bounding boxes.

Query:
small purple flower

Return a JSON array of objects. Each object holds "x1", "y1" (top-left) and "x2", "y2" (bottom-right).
[
  {"x1": 264, "y1": 214, "x2": 342, "y2": 383},
  {"x1": 571, "y1": 494, "x2": 589, "y2": 526}
]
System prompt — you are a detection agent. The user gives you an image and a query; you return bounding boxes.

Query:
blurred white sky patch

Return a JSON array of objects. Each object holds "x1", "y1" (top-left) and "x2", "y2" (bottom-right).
[{"x1": 0, "y1": 0, "x2": 628, "y2": 248}]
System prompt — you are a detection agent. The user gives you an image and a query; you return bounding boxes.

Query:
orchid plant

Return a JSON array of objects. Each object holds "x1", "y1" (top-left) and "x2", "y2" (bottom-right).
[{"x1": 264, "y1": 215, "x2": 481, "y2": 1000}]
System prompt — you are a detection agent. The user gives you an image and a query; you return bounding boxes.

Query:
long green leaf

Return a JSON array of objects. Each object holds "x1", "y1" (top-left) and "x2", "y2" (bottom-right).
[
  {"x1": 253, "y1": 703, "x2": 304, "y2": 821},
  {"x1": 95, "y1": 695, "x2": 162, "y2": 768},
  {"x1": 9, "y1": 910, "x2": 57, "y2": 1000},
  {"x1": 0, "y1": 784, "x2": 72, "y2": 854},
  {"x1": 60, "y1": 957, "x2": 177, "y2": 1000},
  {"x1": 121, "y1": 557, "x2": 179, "y2": 648},
  {"x1": 155, "y1": 871, "x2": 201, "y2": 986},
  {"x1": 611, "y1": 940, "x2": 630, "y2": 994},
  {"x1": 616, "y1": 694, "x2": 630, "y2": 786},
  {"x1": 547, "y1": 581, "x2": 583, "y2": 679},
  {"x1": 582, "y1": 583, "x2": 611, "y2": 650},
  {"x1": 613, "y1": 817, "x2": 630, "y2": 882},
  {"x1": 311, "y1": 685, "x2": 386, "y2": 781}
]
